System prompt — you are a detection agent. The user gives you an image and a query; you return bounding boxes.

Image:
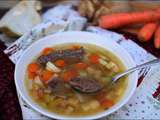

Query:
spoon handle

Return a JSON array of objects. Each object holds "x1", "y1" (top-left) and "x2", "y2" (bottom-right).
[{"x1": 112, "y1": 59, "x2": 160, "y2": 82}]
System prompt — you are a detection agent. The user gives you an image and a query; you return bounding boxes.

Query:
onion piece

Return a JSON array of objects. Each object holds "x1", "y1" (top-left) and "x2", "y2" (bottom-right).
[
  {"x1": 46, "y1": 61, "x2": 61, "y2": 73},
  {"x1": 34, "y1": 76, "x2": 43, "y2": 86},
  {"x1": 99, "y1": 58, "x2": 108, "y2": 67},
  {"x1": 99, "y1": 59, "x2": 119, "y2": 72},
  {"x1": 100, "y1": 55, "x2": 107, "y2": 60},
  {"x1": 107, "y1": 61, "x2": 116, "y2": 69}
]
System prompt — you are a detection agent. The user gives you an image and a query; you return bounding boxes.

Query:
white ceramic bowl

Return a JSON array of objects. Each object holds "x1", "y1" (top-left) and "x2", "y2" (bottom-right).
[{"x1": 15, "y1": 31, "x2": 138, "y2": 120}]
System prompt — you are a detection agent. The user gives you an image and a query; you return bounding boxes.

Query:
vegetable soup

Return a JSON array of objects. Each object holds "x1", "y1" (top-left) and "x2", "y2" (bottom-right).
[{"x1": 25, "y1": 43, "x2": 127, "y2": 116}]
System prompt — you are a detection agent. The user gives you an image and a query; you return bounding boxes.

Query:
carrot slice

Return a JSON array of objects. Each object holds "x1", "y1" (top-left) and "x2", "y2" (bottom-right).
[
  {"x1": 55, "y1": 59, "x2": 65, "y2": 67},
  {"x1": 75, "y1": 62, "x2": 88, "y2": 69},
  {"x1": 96, "y1": 91, "x2": 107, "y2": 101},
  {"x1": 88, "y1": 54, "x2": 99, "y2": 64},
  {"x1": 154, "y1": 25, "x2": 160, "y2": 49},
  {"x1": 28, "y1": 63, "x2": 39, "y2": 73},
  {"x1": 99, "y1": 98, "x2": 114, "y2": 108},
  {"x1": 63, "y1": 70, "x2": 77, "y2": 82},
  {"x1": 28, "y1": 72, "x2": 36, "y2": 79},
  {"x1": 41, "y1": 70, "x2": 53, "y2": 82},
  {"x1": 41, "y1": 47, "x2": 53, "y2": 55},
  {"x1": 96, "y1": 91, "x2": 114, "y2": 108}
]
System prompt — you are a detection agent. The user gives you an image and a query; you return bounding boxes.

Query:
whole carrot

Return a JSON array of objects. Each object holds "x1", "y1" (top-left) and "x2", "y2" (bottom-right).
[
  {"x1": 154, "y1": 25, "x2": 160, "y2": 49},
  {"x1": 138, "y1": 22, "x2": 158, "y2": 42},
  {"x1": 99, "y1": 10, "x2": 160, "y2": 29}
]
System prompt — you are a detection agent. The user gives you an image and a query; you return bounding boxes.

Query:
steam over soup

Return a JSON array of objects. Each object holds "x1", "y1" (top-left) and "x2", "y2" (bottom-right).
[{"x1": 25, "y1": 43, "x2": 127, "y2": 116}]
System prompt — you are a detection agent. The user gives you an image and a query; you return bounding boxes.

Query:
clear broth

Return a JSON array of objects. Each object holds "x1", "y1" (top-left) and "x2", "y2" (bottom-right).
[{"x1": 25, "y1": 43, "x2": 127, "y2": 116}]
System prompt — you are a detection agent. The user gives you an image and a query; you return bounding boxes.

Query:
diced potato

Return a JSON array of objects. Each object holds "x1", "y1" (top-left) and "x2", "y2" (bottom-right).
[
  {"x1": 99, "y1": 58, "x2": 108, "y2": 67},
  {"x1": 115, "y1": 87, "x2": 123, "y2": 96},
  {"x1": 112, "y1": 65, "x2": 119, "y2": 73},
  {"x1": 82, "y1": 100, "x2": 100, "y2": 111},
  {"x1": 56, "y1": 99, "x2": 68, "y2": 108},
  {"x1": 65, "y1": 106, "x2": 74, "y2": 114},
  {"x1": 87, "y1": 67, "x2": 102, "y2": 79},
  {"x1": 68, "y1": 98, "x2": 79, "y2": 107},
  {"x1": 87, "y1": 67, "x2": 96, "y2": 75},
  {"x1": 89, "y1": 100, "x2": 100, "y2": 109},
  {"x1": 105, "y1": 92, "x2": 115, "y2": 100},
  {"x1": 82, "y1": 104, "x2": 91, "y2": 111}
]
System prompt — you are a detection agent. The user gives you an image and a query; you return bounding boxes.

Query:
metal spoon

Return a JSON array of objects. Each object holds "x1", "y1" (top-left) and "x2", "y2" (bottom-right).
[
  {"x1": 112, "y1": 59, "x2": 160, "y2": 82},
  {"x1": 70, "y1": 59, "x2": 160, "y2": 94}
]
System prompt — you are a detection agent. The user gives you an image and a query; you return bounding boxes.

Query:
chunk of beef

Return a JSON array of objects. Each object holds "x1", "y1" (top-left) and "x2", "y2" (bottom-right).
[
  {"x1": 69, "y1": 76, "x2": 103, "y2": 93},
  {"x1": 47, "y1": 77, "x2": 68, "y2": 98},
  {"x1": 37, "y1": 47, "x2": 85, "y2": 65}
]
